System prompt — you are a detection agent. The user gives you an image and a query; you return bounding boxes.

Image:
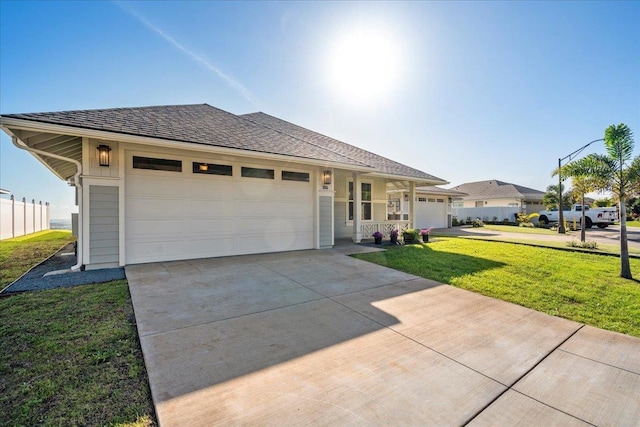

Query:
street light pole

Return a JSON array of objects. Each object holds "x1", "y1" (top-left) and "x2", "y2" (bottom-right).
[
  {"x1": 557, "y1": 138, "x2": 605, "y2": 234},
  {"x1": 558, "y1": 157, "x2": 565, "y2": 233}
]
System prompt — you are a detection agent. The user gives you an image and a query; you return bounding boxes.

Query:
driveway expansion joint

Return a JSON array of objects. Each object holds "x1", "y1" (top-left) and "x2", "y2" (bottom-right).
[{"x1": 462, "y1": 324, "x2": 586, "y2": 426}]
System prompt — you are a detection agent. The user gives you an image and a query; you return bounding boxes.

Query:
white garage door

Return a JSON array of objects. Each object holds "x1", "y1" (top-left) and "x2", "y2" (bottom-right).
[
  {"x1": 125, "y1": 155, "x2": 314, "y2": 264},
  {"x1": 415, "y1": 197, "x2": 447, "y2": 229}
]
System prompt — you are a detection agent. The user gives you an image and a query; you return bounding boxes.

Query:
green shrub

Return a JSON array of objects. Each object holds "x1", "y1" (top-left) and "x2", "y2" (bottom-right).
[
  {"x1": 472, "y1": 218, "x2": 484, "y2": 228},
  {"x1": 567, "y1": 240, "x2": 599, "y2": 249},
  {"x1": 402, "y1": 228, "x2": 420, "y2": 243}
]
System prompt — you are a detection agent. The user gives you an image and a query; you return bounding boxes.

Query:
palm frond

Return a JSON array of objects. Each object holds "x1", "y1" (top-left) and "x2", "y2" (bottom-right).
[{"x1": 605, "y1": 123, "x2": 635, "y2": 164}]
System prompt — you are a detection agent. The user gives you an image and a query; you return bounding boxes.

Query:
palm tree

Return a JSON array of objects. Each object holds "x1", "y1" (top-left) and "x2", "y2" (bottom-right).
[
  {"x1": 561, "y1": 124, "x2": 639, "y2": 279},
  {"x1": 542, "y1": 184, "x2": 572, "y2": 210},
  {"x1": 569, "y1": 176, "x2": 601, "y2": 242}
]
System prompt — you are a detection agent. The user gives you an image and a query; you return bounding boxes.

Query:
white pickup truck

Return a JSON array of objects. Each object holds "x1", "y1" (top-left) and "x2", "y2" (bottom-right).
[{"x1": 538, "y1": 204, "x2": 618, "y2": 229}]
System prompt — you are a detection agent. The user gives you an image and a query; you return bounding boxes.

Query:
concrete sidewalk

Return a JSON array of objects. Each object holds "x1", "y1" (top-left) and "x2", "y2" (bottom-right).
[{"x1": 126, "y1": 249, "x2": 640, "y2": 426}]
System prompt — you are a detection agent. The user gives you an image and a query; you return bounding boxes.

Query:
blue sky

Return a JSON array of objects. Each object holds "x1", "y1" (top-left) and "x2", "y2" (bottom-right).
[{"x1": 1, "y1": 1, "x2": 638, "y2": 219}]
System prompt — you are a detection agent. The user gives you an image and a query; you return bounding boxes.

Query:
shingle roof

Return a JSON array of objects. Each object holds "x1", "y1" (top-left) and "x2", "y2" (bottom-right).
[
  {"x1": 2, "y1": 104, "x2": 447, "y2": 182},
  {"x1": 3, "y1": 104, "x2": 368, "y2": 168},
  {"x1": 242, "y1": 112, "x2": 447, "y2": 183},
  {"x1": 449, "y1": 180, "x2": 545, "y2": 201},
  {"x1": 416, "y1": 186, "x2": 467, "y2": 196}
]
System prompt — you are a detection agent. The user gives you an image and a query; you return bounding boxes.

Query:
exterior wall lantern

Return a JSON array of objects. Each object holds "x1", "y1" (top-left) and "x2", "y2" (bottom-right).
[
  {"x1": 322, "y1": 170, "x2": 332, "y2": 185},
  {"x1": 97, "y1": 144, "x2": 111, "y2": 167}
]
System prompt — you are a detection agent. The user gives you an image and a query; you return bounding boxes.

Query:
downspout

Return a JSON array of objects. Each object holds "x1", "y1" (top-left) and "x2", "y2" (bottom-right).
[{"x1": 11, "y1": 136, "x2": 84, "y2": 271}]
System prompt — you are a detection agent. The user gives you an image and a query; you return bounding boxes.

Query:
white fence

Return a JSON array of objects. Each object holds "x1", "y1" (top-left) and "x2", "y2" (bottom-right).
[
  {"x1": 452, "y1": 206, "x2": 522, "y2": 223},
  {"x1": 0, "y1": 196, "x2": 50, "y2": 240}
]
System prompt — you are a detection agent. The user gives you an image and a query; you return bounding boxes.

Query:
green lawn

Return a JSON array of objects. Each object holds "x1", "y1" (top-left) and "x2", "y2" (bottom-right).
[
  {"x1": 0, "y1": 230, "x2": 156, "y2": 426},
  {"x1": 0, "y1": 230, "x2": 76, "y2": 287},
  {"x1": 353, "y1": 238, "x2": 640, "y2": 337},
  {"x1": 0, "y1": 281, "x2": 156, "y2": 426}
]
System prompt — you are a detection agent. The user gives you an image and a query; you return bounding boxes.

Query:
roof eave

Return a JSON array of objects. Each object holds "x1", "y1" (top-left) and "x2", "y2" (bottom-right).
[
  {"x1": 0, "y1": 117, "x2": 376, "y2": 173},
  {"x1": 365, "y1": 171, "x2": 448, "y2": 186},
  {"x1": 1, "y1": 124, "x2": 70, "y2": 181}
]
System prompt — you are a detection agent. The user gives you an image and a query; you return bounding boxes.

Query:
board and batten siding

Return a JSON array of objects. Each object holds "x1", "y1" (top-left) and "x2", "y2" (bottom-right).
[
  {"x1": 319, "y1": 195, "x2": 333, "y2": 248},
  {"x1": 89, "y1": 185, "x2": 119, "y2": 266}
]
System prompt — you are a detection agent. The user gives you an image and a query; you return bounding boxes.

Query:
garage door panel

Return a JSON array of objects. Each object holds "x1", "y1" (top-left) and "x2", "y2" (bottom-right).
[
  {"x1": 128, "y1": 218, "x2": 189, "y2": 237},
  {"x1": 125, "y1": 157, "x2": 315, "y2": 264},
  {"x1": 127, "y1": 239, "x2": 188, "y2": 264},
  {"x1": 279, "y1": 185, "x2": 311, "y2": 201},
  {"x1": 127, "y1": 175, "x2": 188, "y2": 197},
  {"x1": 189, "y1": 219, "x2": 236, "y2": 234},
  {"x1": 280, "y1": 201, "x2": 313, "y2": 217},
  {"x1": 237, "y1": 217, "x2": 313, "y2": 234},
  {"x1": 189, "y1": 238, "x2": 235, "y2": 257},
  {"x1": 235, "y1": 231, "x2": 313, "y2": 253},
  {"x1": 415, "y1": 201, "x2": 446, "y2": 229},
  {"x1": 190, "y1": 200, "x2": 234, "y2": 217},
  {"x1": 189, "y1": 180, "x2": 235, "y2": 198},
  {"x1": 128, "y1": 198, "x2": 187, "y2": 218},
  {"x1": 237, "y1": 182, "x2": 279, "y2": 199}
]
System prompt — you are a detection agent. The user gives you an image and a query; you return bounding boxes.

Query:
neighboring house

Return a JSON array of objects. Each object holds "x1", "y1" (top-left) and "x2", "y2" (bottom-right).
[
  {"x1": 0, "y1": 104, "x2": 449, "y2": 269},
  {"x1": 449, "y1": 179, "x2": 545, "y2": 214}
]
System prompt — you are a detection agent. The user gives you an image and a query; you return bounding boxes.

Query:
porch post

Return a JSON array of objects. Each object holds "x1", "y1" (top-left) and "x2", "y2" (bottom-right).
[
  {"x1": 352, "y1": 172, "x2": 362, "y2": 242},
  {"x1": 410, "y1": 182, "x2": 416, "y2": 229}
]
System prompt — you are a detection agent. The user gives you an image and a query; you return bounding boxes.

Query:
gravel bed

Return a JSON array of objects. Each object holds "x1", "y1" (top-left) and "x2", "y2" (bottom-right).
[{"x1": 2, "y1": 243, "x2": 126, "y2": 294}]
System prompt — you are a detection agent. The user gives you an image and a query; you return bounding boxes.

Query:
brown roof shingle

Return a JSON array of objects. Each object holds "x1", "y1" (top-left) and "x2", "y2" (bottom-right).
[
  {"x1": 450, "y1": 180, "x2": 545, "y2": 201},
  {"x1": 3, "y1": 103, "x2": 446, "y2": 181},
  {"x1": 242, "y1": 112, "x2": 447, "y2": 183}
]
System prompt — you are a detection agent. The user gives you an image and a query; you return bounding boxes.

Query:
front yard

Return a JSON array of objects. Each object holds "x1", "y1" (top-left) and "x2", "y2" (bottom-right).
[
  {"x1": 354, "y1": 238, "x2": 640, "y2": 337},
  {"x1": 0, "y1": 230, "x2": 156, "y2": 426},
  {"x1": 3, "y1": 232, "x2": 639, "y2": 425}
]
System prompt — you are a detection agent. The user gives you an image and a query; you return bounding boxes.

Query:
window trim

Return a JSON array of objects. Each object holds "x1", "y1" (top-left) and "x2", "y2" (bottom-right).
[
  {"x1": 281, "y1": 170, "x2": 310, "y2": 182},
  {"x1": 347, "y1": 180, "x2": 373, "y2": 222},
  {"x1": 241, "y1": 166, "x2": 275, "y2": 180},
  {"x1": 192, "y1": 162, "x2": 233, "y2": 176},
  {"x1": 132, "y1": 156, "x2": 182, "y2": 172}
]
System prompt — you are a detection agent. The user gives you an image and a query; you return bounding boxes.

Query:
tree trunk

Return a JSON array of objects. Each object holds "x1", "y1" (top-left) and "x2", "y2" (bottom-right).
[
  {"x1": 619, "y1": 201, "x2": 632, "y2": 279},
  {"x1": 581, "y1": 193, "x2": 586, "y2": 242}
]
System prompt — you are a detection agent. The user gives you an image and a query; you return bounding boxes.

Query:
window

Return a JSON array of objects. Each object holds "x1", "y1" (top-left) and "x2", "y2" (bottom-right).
[
  {"x1": 428, "y1": 198, "x2": 436, "y2": 203},
  {"x1": 362, "y1": 183, "x2": 372, "y2": 220},
  {"x1": 348, "y1": 182, "x2": 354, "y2": 220},
  {"x1": 452, "y1": 202, "x2": 463, "y2": 208},
  {"x1": 475, "y1": 201, "x2": 484, "y2": 208},
  {"x1": 192, "y1": 162, "x2": 232, "y2": 176},
  {"x1": 348, "y1": 181, "x2": 372, "y2": 221},
  {"x1": 133, "y1": 156, "x2": 182, "y2": 172},
  {"x1": 282, "y1": 171, "x2": 310, "y2": 182},
  {"x1": 241, "y1": 167, "x2": 274, "y2": 179},
  {"x1": 436, "y1": 198, "x2": 444, "y2": 203},
  {"x1": 418, "y1": 197, "x2": 427, "y2": 202}
]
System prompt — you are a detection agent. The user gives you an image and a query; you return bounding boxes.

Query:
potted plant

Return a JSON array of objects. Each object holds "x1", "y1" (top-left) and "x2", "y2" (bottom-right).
[
  {"x1": 420, "y1": 228, "x2": 431, "y2": 242},
  {"x1": 389, "y1": 229, "x2": 399, "y2": 245},
  {"x1": 402, "y1": 228, "x2": 419, "y2": 244},
  {"x1": 372, "y1": 231, "x2": 384, "y2": 245}
]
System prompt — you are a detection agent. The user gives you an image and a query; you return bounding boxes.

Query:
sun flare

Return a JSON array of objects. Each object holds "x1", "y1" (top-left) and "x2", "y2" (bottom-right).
[{"x1": 326, "y1": 28, "x2": 402, "y2": 106}]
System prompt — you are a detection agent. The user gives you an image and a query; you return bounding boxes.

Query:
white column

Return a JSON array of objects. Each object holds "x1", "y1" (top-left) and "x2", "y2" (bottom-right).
[
  {"x1": 352, "y1": 173, "x2": 362, "y2": 242},
  {"x1": 410, "y1": 182, "x2": 416, "y2": 229}
]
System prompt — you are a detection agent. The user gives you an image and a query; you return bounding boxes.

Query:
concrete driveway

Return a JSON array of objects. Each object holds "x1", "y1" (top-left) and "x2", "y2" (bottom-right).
[{"x1": 126, "y1": 248, "x2": 640, "y2": 426}]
